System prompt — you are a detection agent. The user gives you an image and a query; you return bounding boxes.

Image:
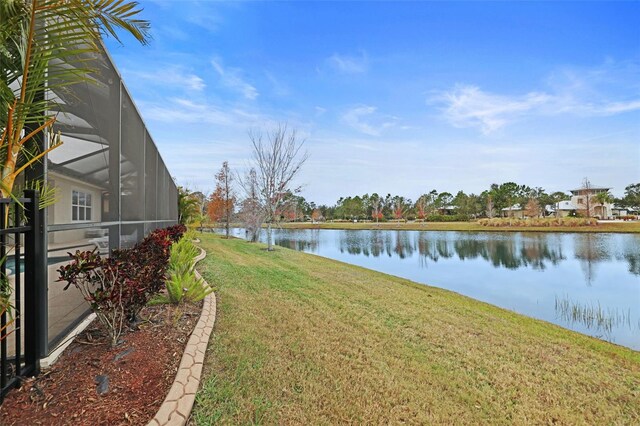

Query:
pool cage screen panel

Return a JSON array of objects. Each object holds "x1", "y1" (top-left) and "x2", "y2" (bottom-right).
[{"x1": 44, "y1": 45, "x2": 178, "y2": 352}]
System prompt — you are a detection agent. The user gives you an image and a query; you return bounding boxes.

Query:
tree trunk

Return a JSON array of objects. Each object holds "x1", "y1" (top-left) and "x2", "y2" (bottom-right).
[
  {"x1": 266, "y1": 222, "x2": 273, "y2": 250},
  {"x1": 225, "y1": 212, "x2": 230, "y2": 239}
]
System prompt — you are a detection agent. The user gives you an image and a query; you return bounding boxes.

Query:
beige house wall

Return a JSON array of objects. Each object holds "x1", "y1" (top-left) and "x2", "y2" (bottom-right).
[
  {"x1": 48, "y1": 172, "x2": 103, "y2": 244},
  {"x1": 570, "y1": 194, "x2": 613, "y2": 219}
]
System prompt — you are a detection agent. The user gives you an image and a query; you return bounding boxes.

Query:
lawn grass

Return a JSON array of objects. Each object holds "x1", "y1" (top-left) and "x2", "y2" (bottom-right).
[
  {"x1": 277, "y1": 220, "x2": 640, "y2": 233},
  {"x1": 193, "y1": 234, "x2": 640, "y2": 425}
]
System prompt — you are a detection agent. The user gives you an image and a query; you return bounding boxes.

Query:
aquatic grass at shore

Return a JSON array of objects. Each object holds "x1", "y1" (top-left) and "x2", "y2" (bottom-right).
[{"x1": 555, "y1": 295, "x2": 637, "y2": 337}]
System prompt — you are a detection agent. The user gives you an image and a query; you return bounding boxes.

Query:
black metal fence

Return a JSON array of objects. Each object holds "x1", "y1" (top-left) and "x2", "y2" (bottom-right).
[{"x1": 0, "y1": 190, "x2": 44, "y2": 403}]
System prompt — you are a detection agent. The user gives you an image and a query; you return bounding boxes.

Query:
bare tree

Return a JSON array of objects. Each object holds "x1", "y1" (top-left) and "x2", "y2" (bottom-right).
[
  {"x1": 580, "y1": 178, "x2": 593, "y2": 218},
  {"x1": 370, "y1": 194, "x2": 382, "y2": 225},
  {"x1": 486, "y1": 194, "x2": 494, "y2": 218},
  {"x1": 245, "y1": 125, "x2": 308, "y2": 251},
  {"x1": 211, "y1": 161, "x2": 235, "y2": 238},
  {"x1": 238, "y1": 168, "x2": 264, "y2": 242}
]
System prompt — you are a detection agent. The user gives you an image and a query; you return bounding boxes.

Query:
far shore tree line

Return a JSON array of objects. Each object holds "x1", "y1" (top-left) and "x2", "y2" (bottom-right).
[
  {"x1": 319, "y1": 181, "x2": 639, "y2": 222},
  {"x1": 180, "y1": 178, "x2": 639, "y2": 230}
]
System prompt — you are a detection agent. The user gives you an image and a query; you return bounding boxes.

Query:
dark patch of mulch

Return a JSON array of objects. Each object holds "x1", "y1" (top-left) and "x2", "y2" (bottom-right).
[{"x1": 0, "y1": 302, "x2": 202, "y2": 426}]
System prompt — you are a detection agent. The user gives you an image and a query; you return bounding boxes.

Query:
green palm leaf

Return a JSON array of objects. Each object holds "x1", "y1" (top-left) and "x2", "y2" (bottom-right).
[{"x1": 0, "y1": 0, "x2": 150, "y2": 199}]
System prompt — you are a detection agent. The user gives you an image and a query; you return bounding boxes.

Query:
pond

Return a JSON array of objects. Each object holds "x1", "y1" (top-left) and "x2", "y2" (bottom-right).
[{"x1": 219, "y1": 228, "x2": 640, "y2": 350}]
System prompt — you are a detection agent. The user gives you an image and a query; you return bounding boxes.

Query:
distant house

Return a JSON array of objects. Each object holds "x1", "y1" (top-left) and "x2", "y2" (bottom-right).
[
  {"x1": 437, "y1": 205, "x2": 458, "y2": 215},
  {"x1": 548, "y1": 200, "x2": 576, "y2": 218},
  {"x1": 611, "y1": 205, "x2": 639, "y2": 218},
  {"x1": 544, "y1": 185, "x2": 614, "y2": 218},
  {"x1": 568, "y1": 185, "x2": 613, "y2": 219},
  {"x1": 501, "y1": 203, "x2": 554, "y2": 218},
  {"x1": 501, "y1": 204, "x2": 525, "y2": 218}
]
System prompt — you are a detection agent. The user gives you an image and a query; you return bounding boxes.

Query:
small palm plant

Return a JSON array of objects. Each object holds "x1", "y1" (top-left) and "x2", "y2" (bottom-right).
[
  {"x1": 153, "y1": 236, "x2": 214, "y2": 305},
  {"x1": 1, "y1": 273, "x2": 14, "y2": 339}
]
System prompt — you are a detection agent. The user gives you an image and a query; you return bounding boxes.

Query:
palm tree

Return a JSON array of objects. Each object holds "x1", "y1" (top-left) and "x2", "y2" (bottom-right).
[
  {"x1": 594, "y1": 191, "x2": 613, "y2": 219},
  {"x1": 178, "y1": 187, "x2": 200, "y2": 225},
  {"x1": 1, "y1": 0, "x2": 150, "y2": 201}
]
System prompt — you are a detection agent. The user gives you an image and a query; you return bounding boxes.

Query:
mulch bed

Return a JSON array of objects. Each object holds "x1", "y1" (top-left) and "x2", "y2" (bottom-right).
[{"x1": 0, "y1": 302, "x2": 202, "y2": 425}]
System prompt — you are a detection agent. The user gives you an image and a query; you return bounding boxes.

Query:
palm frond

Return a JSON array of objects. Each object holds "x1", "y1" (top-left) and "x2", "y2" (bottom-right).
[{"x1": 0, "y1": 0, "x2": 150, "y2": 199}]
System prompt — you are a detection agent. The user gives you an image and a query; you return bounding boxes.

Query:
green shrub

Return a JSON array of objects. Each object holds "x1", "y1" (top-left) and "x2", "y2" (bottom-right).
[
  {"x1": 152, "y1": 237, "x2": 214, "y2": 305},
  {"x1": 425, "y1": 214, "x2": 469, "y2": 222}
]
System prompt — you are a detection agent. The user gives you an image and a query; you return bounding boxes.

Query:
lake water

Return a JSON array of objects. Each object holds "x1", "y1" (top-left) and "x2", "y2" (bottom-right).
[{"x1": 219, "y1": 228, "x2": 640, "y2": 350}]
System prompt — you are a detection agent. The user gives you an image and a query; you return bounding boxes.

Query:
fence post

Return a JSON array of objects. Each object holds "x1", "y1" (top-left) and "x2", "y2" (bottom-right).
[{"x1": 24, "y1": 190, "x2": 43, "y2": 373}]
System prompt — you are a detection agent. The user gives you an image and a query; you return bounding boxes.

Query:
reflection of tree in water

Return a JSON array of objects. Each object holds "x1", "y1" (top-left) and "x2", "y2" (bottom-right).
[
  {"x1": 383, "y1": 232, "x2": 393, "y2": 257},
  {"x1": 416, "y1": 233, "x2": 456, "y2": 268},
  {"x1": 369, "y1": 230, "x2": 386, "y2": 257},
  {"x1": 275, "y1": 230, "x2": 319, "y2": 253},
  {"x1": 574, "y1": 234, "x2": 611, "y2": 286},
  {"x1": 454, "y1": 238, "x2": 488, "y2": 261},
  {"x1": 338, "y1": 231, "x2": 365, "y2": 255},
  {"x1": 614, "y1": 236, "x2": 640, "y2": 276},
  {"x1": 489, "y1": 240, "x2": 523, "y2": 269},
  {"x1": 624, "y1": 252, "x2": 640, "y2": 276},
  {"x1": 420, "y1": 233, "x2": 564, "y2": 270},
  {"x1": 275, "y1": 237, "x2": 319, "y2": 252},
  {"x1": 454, "y1": 238, "x2": 529, "y2": 269},
  {"x1": 393, "y1": 231, "x2": 415, "y2": 259},
  {"x1": 338, "y1": 230, "x2": 406, "y2": 258},
  {"x1": 331, "y1": 231, "x2": 633, "y2": 278},
  {"x1": 519, "y1": 234, "x2": 565, "y2": 270}
]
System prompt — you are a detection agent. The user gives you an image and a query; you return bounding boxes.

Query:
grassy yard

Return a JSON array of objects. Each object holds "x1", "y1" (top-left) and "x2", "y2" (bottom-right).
[
  {"x1": 193, "y1": 234, "x2": 640, "y2": 425},
  {"x1": 278, "y1": 220, "x2": 640, "y2": 233}
]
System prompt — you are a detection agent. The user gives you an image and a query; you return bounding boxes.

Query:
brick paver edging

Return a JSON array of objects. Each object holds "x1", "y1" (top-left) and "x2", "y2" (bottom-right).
[{"x1": 147, "y1": 246, "x2": 215, "y2": 426}]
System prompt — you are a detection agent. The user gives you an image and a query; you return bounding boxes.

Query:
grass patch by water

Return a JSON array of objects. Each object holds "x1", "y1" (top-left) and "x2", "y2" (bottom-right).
[{"x1": 193, "y1": 234, "x2": 639, "y2": 425}]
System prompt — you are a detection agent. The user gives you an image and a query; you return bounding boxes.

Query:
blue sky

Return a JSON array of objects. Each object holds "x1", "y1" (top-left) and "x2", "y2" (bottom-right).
[{"x1": 105, "y1": 1, "x2": 640, "y2": 205}]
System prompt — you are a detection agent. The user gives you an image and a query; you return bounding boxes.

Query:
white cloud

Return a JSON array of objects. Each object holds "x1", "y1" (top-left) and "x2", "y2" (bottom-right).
[
  {"x1": 123, "y1": 67, "x2": 205, "y2": 92},
  {"x1": 141, "y1": 97, "x2": 263, "y2": 127},
  {"x1": 211, "y1": 58, "x2": 258, "y2": 100},
  {"x1": 328, "y1": 52, "x2": 368, "y2": 74},
  {"x1": 434, "y1": 82, "x2": 640, "y2": 134},
  {"x1": 342, "y1": 105, "x2": 397, "y2": 136},
  {"x1": 584, "y1": 100, "x2": 640, "y2": 115},
  {"x1": 433, "y1": 85, "x2": 550, "y2": 134}
]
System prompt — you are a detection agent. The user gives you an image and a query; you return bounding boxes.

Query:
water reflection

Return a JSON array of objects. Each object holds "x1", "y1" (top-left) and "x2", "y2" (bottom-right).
[
  {"x1": 332, "y1": 231, "x2": 567, "y2": 271},
  {"x1": 616, "y1": 241, "x2": 640, "y2": 276},
  {"x1": 626, "y1": 252, "x2": 640, "y2": 276},
  {"x1": 275, "y1": 230, "x2": 639, "y2": 277},
  {"x1": 275, "y1": 229, "x2": 320, "y2": 252},
  {"x1": 573, "y1": 234, "x2": 612, "y2": 285}
]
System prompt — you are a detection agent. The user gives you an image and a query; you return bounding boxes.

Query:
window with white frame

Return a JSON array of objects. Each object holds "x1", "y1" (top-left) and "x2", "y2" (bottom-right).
[{"x1": 72, "y1": 190, "x2": 92, "y2": 221}]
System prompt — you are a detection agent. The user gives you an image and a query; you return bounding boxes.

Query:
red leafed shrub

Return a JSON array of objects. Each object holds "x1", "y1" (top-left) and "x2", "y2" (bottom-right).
[
  {"x1": 165, "y1": 224, "x2": 187, "y2": 243},
  {"x1": 58, "y1": 249, "x2": 132, "y2": 346},
  {"x1": 57, "y1": 225, "x2": 186, "y2": 344}
]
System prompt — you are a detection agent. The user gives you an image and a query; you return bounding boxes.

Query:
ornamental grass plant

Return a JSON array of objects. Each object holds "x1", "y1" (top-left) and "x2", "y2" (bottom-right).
[
  {"x1": 477, "y1": 217, "x2": 598, "y2": 227},
  {"x1": 152, "y1": 235, "x2": 214, "y2": 305}
]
